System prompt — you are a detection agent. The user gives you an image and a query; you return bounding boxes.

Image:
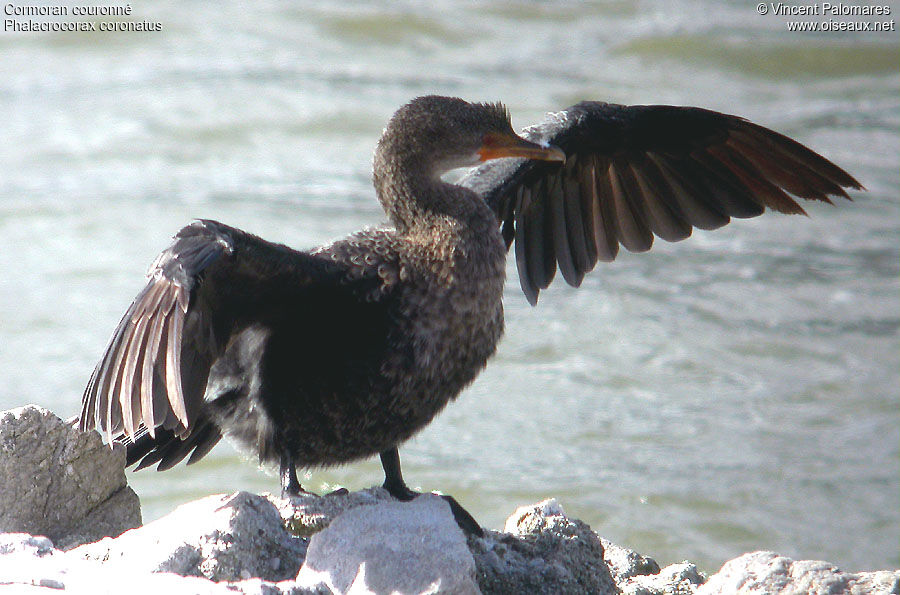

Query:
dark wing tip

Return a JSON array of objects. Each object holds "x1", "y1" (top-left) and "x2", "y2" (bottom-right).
[{"x1": 124, "y1": 416, "x2": 223, "y2": 471}]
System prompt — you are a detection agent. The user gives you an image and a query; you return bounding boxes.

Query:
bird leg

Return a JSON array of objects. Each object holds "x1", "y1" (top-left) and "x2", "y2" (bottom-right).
[
  {"x1": 280, "y1": 452, "x2": 349, "y2": 498},
  {"x1": 280, "y1": 452, "x2": 305, "y2": 497},
  {"x1": 380, "y1": 446, "x2": 417, "y2": 500},
  {"x1": 280, "y1": 452, "x2": 348, "y2": 498},
  {"x1": 379, "y1": 447, "x2": 483, "y2": 537}
]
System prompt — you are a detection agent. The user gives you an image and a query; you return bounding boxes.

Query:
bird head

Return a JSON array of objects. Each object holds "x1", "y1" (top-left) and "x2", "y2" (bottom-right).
[{"x1": 378, "y1": 96, "x2": 565, "y2": 178}]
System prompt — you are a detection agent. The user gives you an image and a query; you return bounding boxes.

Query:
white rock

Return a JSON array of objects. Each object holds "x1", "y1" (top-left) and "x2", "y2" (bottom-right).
[
  {"x1": 296, "y1": 494, "x2": 479, "y2": 595},
  {"x1": 72, "y1": 491, "x2": 307, "y2": 583},
  {"x1": 601, "y1": 537, "x2": 662, "y2": 581},
  {"x1": 699, "y1": 551, "x2": 900, "y2": 594},
  {"x1": 503, "y1": 498, "x2": 565, "y2": 534}
]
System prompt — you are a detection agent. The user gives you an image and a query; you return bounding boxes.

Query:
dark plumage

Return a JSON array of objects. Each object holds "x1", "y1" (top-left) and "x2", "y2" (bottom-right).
[{"x1": 80, "y1": 95, "x2": 861, "y2": 533}]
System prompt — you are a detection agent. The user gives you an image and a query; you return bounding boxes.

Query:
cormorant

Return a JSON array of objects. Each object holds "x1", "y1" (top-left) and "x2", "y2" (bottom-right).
[{"x1": 79, "y1": 96, "x2": 861, "y2": 534}]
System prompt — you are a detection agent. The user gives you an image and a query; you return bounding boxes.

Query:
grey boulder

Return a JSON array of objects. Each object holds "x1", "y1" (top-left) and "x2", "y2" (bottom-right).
[
  {"x1": 0, "y1": 405, "x2": 141, "y2": 549},
  {"x1": 470, "y1": 498, "x2": 618, "y2": 594}
]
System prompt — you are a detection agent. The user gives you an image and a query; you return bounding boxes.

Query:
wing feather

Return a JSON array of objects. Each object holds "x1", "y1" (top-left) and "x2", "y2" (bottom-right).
[
  {"x1": 588, "y1": 156, "x2": 620, "y2": 262},
  {"x1": 164, "y1": 301, "x2": 187, "y2": 431},
  {"x1": 562, "y1": 160, "x2": 592, "y2": 277},
  {"x1": 609, "y1": 159, "x2": 654, "y2": 253},
  {"x1": 575, "y1": 157, "x2": 600, "y2": 269},
  {"x1": 551, "y1": 174, "x2": 582, "y2": 286},
  {"x1": 628, "y1": 159, "x2": 692, "y2": 242},
  {"x1": 514, "y1": 187, "x2": 538, "y2": 305},
  {"x1": 523, "y1": 184, "x2": 547, "y2": 291}
]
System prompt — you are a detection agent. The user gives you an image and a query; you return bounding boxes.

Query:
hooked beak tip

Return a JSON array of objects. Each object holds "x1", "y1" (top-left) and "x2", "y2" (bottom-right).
[{"x1": 544, "y1": 145, "x2": 566, "y2": 164}]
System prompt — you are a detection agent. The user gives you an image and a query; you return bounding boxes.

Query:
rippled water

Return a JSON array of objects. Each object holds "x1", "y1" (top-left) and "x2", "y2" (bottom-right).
[{"x1": 1, "y1": 0, "x2": 897, "y2": 573}]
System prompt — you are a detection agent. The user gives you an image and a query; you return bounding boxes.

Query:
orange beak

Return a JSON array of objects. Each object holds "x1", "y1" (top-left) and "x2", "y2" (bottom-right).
[{"x1": 477, "y1": 132, "x2": 566, "y2": 163}]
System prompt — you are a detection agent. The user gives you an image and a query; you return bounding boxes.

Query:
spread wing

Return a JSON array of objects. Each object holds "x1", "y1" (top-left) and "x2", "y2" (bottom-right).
[
  {"x1": 79, "y1": 219, "x2": 351, "y2": 448},
  {"x1": 460, "y1": 102, "x2": 863, "y2": 304}
]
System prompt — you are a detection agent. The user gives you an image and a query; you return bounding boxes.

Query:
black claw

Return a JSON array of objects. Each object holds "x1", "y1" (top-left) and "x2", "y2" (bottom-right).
[
  {"x1": 384, "y1": 480, "x2": 418, "y2": 501},
  {"x1": 281, "y1": 484, "x2": 308, "y2": 498},
  {"x1": 382, "y1": 468, "x2": 418, "y2": 501}
]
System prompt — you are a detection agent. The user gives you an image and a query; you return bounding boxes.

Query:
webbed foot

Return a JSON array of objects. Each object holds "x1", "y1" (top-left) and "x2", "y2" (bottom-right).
[{"x1": 380, "y1": 447, "x2": 484, "y2": 537}]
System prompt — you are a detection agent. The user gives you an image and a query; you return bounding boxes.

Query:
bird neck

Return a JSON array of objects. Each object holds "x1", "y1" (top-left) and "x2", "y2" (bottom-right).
[{"x1": 374, "y1": 151, "x2": 495, "y2": 237}]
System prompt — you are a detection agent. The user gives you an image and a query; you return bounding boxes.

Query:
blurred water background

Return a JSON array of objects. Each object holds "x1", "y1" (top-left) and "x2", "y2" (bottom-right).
[{"x1": 1, "y1": 0, "x2": 897, "y2": 573}]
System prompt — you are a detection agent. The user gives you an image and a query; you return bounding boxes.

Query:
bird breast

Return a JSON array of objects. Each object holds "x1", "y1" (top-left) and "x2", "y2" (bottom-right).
[
  {"x1": 395, "y1": 220, "x2": 507, "y2": 386},
  {"x1": 322, "y1": 223, "x2": 506, "y2": 397}
]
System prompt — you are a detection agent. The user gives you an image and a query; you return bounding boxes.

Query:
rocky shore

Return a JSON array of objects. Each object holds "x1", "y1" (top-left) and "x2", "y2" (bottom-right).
[{"x1": 1, "y1": 405, "x2": 897, "y2": 594}]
